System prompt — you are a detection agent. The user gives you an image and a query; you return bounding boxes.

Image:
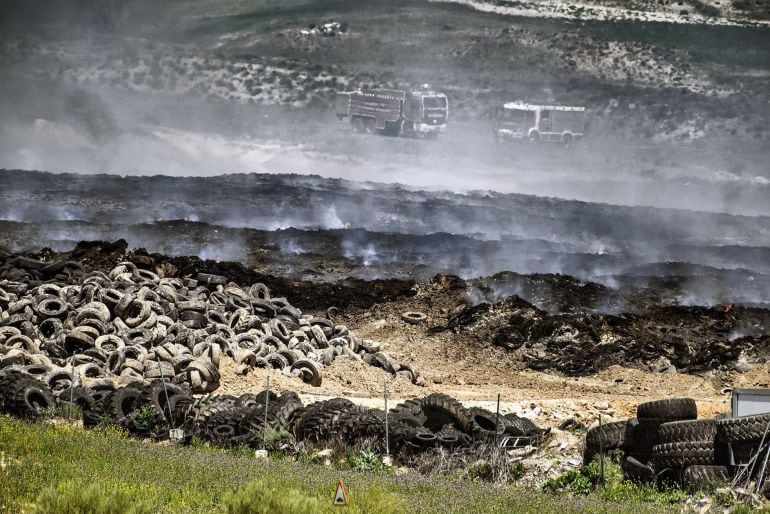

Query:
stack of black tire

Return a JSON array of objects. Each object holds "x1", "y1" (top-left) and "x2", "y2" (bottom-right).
[
  {"x1": 0, "y1": 368, "x2": 548, "y2": 461},
  {"x1": 383, "y1": 393, "x2": 547, "y2": 455},
  {"x1": 187, "y1": 390, "x2": 302, "y2": 447},
  {"x1": 71, "y1": 379, "x2": 193, "y2": 437},
  {"x1": 0, "y1": 368, "x2": 56, "y2": 418},
  {"x1": 278, "y1": 393, "x2": 546, "y2": 456},
  {"x1": 0, "y1": 259, "x2": 421, "y2": 398},
  {"x1": 715, "y1": 413, "x2": 770, "y2": 483},
  {"x1": 583, "y1": 397, "x2": 770, "y2": 491}
]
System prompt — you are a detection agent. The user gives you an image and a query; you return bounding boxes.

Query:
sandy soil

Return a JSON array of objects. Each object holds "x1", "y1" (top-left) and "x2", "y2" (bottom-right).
[{"x1": 213, "y1": 287, "x2": 742, "y2": 427}]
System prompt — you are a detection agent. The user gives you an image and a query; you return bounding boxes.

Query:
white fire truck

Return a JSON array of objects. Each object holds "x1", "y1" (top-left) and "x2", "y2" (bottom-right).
[{"x1": 493, "y1": 102, "x2": 585, "y2": 146}]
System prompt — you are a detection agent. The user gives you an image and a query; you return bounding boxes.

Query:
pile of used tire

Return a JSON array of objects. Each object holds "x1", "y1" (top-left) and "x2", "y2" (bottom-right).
[
  {"x1": 0, "y1": 367, "x2": 545, "y2": 458},
  {"x1": 0, "y1": 260, "x2": 419, "y2": 395},
  {"x1": 583, "y1": 397, "x2": 770, "y2": 491}
]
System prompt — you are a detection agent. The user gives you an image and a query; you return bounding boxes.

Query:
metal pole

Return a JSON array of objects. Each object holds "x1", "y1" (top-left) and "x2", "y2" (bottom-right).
[
  {"x1": 69, "y1": 354, "x2": 77, "y2": 420},
  {"x1": 746, "y1": 418, "x2": 770, "y2": 488},
  {"x1": 494, "y1": 393, "x2": 501, "y2": 448},
  {"x1": 263, "y1": 376, "x2": 270, "y2": 450},
  {"x1": 157, "y1": 360, "x2": 174, "y2": 428},
  {"x1": 384, "y1": 381, "x2": 389, "y2": 457},
  {"x1": 599, "y1": 415, "x2": 605, "y2": 487},
  {"x1": 756, "y1": 440, "x2": 770, "y2": 491}
]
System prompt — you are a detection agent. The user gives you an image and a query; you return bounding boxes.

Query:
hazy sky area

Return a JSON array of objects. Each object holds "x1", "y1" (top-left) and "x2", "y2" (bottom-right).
[{"x1": 0, "y1": 1, "x2": 768, "y2": 215}]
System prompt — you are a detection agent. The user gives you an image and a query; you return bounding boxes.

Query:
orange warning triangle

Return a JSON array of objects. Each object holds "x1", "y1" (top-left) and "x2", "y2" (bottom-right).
[{"x1": 333, "y1": 480, "x2": 349, "y2": 506}]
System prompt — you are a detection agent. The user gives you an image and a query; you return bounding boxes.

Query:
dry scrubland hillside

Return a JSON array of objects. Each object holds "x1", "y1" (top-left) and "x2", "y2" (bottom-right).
[{"x1": 1, "y1": 0, "x2": 768, "y2": 143}]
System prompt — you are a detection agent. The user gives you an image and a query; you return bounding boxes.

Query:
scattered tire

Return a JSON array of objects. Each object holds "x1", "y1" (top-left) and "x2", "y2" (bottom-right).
[
  {"x1": 682, "y1": 465, "x2": 730, "y2": 492},
  {"x1": 469, "y1": 407, "x2": 503, "y2": 441},
  {"x1": 390, "y1": 399, "x2": 428, "y2": 426},
  {"x1": 622, "y1": 455, "x2": 655, "y2": 483},
  {"x1": 503, "y1": 413, "x2": 543, "y2": 437},
  {"x1": 419, "y1": 393, "x2": 473, "y2": 433},
  {"x1": 584, "y1": 420, "x2": 628, "y2": 464},
  {"x1": 289, "y1": 359, "x2": 322, "y2": 387},
  {"x1": 7, "y1": 377, "x2": 55, "y2": 418},
  {"x1": 109, "y1": 386, "x2": 146, "y2": 422},
  {"x1": 401, "y1": 311, "x2": 427, "y2": 325}
]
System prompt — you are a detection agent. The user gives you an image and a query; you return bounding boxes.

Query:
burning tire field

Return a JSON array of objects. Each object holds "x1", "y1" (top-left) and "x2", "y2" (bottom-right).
[{"x1": 0, "y1": 168, "x2": 769, "y2": 483}]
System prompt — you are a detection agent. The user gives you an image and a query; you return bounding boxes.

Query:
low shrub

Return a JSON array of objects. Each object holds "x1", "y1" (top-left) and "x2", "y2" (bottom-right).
[
  {"x1": 223, "y1": 480, "x2": 404, "y2": 514},
  {"x1": 223, "y1": 480, "x2": 322, "y2": 514},
  {"x1": 262, "y1": 426, "x2": 294, "y2": 451},
  {"x1": 32, "y1": 481, "x2": 152, "y2": 514},
  {"x1": 348, "y1": 448, "x2": 386, "y2": 472}
]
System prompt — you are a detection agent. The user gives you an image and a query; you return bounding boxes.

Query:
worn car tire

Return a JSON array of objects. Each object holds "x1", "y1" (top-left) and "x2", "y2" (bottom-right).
[
  {"x1": 653, "y1": 440, "x2": 715, "y2": 470},
  {"x1": 637, "y1": 398, "x2": 697, "y2": 422},
  {"x1": 659, "y1": 419, "x2": 716, "y2": 444},
  {"x1": 717, "y1": 414, "x2": 770, "y2": 443},
  {"x1": 682, "y1": 465, "x2": 731, "y2": 492},
  {"x1": 584, "y1": 420, "x2": 629, "y2": 464},
  {"x1": 401, "y1": 311, "x2": 427, "y2": 325},
  {"x1": 289, "y1": 359, "x2": 322, "y2": 387}
]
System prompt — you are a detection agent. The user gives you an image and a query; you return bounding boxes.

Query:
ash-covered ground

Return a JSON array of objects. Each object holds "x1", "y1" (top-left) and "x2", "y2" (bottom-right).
[
  {"x1": 2, "y1": 168, "x2": 770, "y2": 383},
  {"x1": 2, "y1": 170, "x2": 769, "y2": 309}
]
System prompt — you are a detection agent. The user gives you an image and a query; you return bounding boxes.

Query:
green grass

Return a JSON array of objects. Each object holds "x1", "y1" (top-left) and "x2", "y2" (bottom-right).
[
  {"x1": 32, "y1": 481, "x2": 153, "y2": 514},
  {"x1": 544, "y1": 460, "x2": 687, "y2": 506},
  {"x1": 0, "y1": 415, "x2": 683, "y2": 513}
]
